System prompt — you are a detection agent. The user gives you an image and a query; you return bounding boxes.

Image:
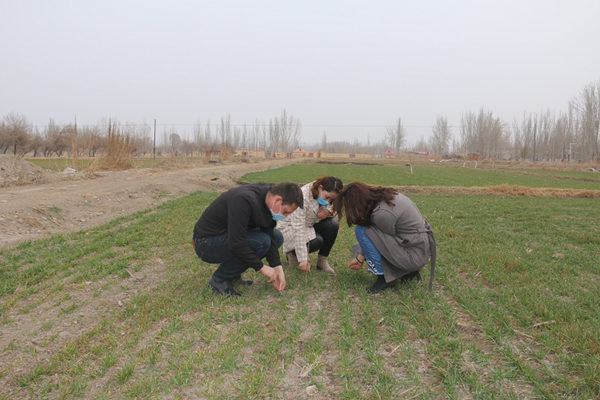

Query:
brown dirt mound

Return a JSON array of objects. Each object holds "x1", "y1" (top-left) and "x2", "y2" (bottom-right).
[
  {"x1": 0, "y1": 155, "x2": 47, "y2": 187},
  {"x1": 398, "y1": 184, "x2": 600, "y2": 198}
]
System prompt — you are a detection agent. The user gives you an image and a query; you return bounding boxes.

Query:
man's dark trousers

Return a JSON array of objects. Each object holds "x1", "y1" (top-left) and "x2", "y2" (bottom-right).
[{"x1": 194, "y1": 228, "x2": 284, "y2": 281}]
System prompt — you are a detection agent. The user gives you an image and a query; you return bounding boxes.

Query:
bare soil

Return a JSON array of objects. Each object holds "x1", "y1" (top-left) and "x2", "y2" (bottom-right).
[{"x1": 0, "y1": 158, "x2": 296, "y2": 249}]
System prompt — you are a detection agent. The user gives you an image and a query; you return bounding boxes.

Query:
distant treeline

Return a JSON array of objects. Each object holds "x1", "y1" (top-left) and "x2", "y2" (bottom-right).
[{"x1": 1, "y1": 80, "x2": 599, "y2": 161}]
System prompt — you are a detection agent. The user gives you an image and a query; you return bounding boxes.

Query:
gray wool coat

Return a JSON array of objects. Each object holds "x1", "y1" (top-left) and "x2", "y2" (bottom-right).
[{"x1": 353, "y1": 193, "x2": 433, "y2": 283}]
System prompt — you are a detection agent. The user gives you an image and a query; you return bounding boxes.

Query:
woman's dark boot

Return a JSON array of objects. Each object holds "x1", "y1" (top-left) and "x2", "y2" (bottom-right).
[
  {"x1": 366, "y1": 275, "x2": 396, "y2": 294},
  {"x1": 399, "y1": 270, "x2": 422, "y2": 283}
]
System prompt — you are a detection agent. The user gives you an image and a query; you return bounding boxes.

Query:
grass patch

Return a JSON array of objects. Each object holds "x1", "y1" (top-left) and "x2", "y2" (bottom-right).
[
  {"x1": 26, "y1": 158, "x2": 93, "y2": 171},
  {"x1": 240, "y1": 163, "x2": 600, "y2": 190}
]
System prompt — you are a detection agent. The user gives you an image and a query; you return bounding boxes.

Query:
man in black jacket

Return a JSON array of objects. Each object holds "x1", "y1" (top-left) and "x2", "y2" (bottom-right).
[{"x1": 193, "y1": 182, "x2": 303, "y2": 296}]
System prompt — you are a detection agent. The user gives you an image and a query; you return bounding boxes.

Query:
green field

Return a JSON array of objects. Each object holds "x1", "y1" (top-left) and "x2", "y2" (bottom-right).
[
  {"x1": 0, "y1": 163, "x2": 598, "y2": 398},
  {"x1": 241, "y1": 162, "x2": 600, "y2": 190},
  {"x1": 26, "y1": 157, "x2": 96, "y2": 171}
]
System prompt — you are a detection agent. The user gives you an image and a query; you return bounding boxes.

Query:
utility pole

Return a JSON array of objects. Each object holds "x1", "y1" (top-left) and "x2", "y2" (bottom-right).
[
  {"x1": 532, "y1": 119, "x2": 537, "y2": 162},
  {"x1": 153, "y1": 119, "x2": 156, "y2": 160},
  {"x1": 72, "y1": 116, "x2": 78, "y2": 167}
]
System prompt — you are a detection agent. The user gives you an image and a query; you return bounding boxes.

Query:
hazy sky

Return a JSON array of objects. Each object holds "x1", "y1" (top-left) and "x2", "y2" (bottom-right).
[{"x1": 2, "y1": 0, "x2": 599, "y2": 146}]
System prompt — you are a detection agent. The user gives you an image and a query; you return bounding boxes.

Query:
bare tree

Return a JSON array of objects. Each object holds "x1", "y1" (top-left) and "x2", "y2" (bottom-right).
[
  {"x1": 69, "y1": 118, "x2": 79, "y2": 163},
  {"x1": 251, "y1": 120, "x2": 262, "y2": 150},
  {"x1": 386, "y1": 117, "x2": 404, "y2": 152},
  {"x1": 549, "y1": 113, "x2": 569, "y2": 161},
  {"x1": 279, "y1": 110, "x2": 302, "y2": 152},
  {"x1": 240, "y1": 123, "x2": 248, "y2": 149},
  {"x1": 27, "y1": 128, "x2": 43, "y2": 157},
  {"x1": 79, "y1": 125, "x2": 103, "y2": 157},
  {"x1": 321, "y1": 131, "x2": 327, "y2": 152},
  {"x1": 48, "y1": 122, "x2": 69, "y2": 157},
  {"x1": 3, "y1": 113, "x2": 30, "y2": 155},
  {"x1": 513, "y1": 113, "x2": 534, "y2": 160},
  {"x1": 577, "y1": 82, "x2": 600, "y2": 161},
  {"x1": 219, "y1": 114, "x2": 232, "y2": 146},
  {"x1": 233, "y1": 126, "x2": 241, "y2": 149},
  {"x1": 0, "y1": 119, "x2": 8, "y2": 154},
  {"x1": 169, "y1": 133, "x2": 182, "y2": 155},
  {"x1": 459, "y1": 109, "x2": 505, "y2": 159},
  {"x1": 268, "y1": 110, "x2": 302, "y2": 153},
  {"x1": 268, "y1": 119, "x2": 279, "y2": 155},
  {"x1": 414, "y1": 136, "x2": 429, "y2": 152},
  {"x1": 430, "y1": 116, "x2": 451, "y2": 155},
  {"x1": 193, "y1": 121, "x2": 203, "y2": 147},
  {"x1": 204, "y1": 120, "x2": 213, "y2": 146}
]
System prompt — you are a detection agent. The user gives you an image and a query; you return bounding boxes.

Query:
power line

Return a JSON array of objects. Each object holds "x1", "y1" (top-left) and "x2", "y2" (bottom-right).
[{"x1": 28, "y1": 122, "x2": 451, "y2": 129}]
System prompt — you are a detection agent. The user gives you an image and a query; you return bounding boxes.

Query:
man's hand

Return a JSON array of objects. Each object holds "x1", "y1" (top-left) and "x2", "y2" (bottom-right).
[
  {"x1": 299, "y1": 260, "x2": 311, "y2": 272},
  {"x1": 259, "y1": 265, "x2": 286, "y2": 291}
]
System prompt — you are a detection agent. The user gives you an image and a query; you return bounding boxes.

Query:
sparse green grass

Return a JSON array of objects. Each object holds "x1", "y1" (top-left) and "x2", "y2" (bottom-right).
[
  {"x1": 0, "y1": 164, "x2": 598, "y2": 398},
  {"x1": 26, "y1": 158, "x2": 94, "y2": 171}
]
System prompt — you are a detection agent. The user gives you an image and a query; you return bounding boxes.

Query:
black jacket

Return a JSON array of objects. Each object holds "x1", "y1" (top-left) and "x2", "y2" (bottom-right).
[{"x1": 193, "y1": 183, "x2": 281, "y2": 270}]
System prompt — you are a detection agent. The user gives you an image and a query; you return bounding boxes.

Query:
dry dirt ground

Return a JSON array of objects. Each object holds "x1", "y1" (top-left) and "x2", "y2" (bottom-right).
[{"x1": 0, "y1": 157, "x2": 296, "y2": 249}]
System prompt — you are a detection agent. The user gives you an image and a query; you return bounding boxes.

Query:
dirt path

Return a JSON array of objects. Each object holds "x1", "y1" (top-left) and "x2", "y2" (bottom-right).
[{"x1": 0, "y1": 159, "x2": 296, "y2": 248}]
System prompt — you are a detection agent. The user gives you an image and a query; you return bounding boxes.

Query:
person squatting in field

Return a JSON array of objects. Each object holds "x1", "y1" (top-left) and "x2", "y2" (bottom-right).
[
  {"x1": 333, "y1": 181, "x2": 436, "y2": 293},
  {"x1": 277, "y1": 176, "x2": 343, "y2": 274},
  {"x1": 193, "y1": 182, "x2": 303, "y2": 296}
]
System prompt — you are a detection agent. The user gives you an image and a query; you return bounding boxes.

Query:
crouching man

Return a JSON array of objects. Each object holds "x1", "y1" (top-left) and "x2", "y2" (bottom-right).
[{"x1": 193, "y1": 182, "x2": 303, "y2": 296}]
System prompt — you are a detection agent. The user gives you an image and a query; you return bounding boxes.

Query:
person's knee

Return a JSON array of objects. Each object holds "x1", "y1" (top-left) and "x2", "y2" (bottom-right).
[
  {"x1": 310, "y1": 235, "x2": 324, "y2": 252},
  {"x1": 324, "y1": 218, "x2": 339, "y2": 234},
  {"x1": 193, "y1": 237, "x2": 209, "y2": 260},
  {"x1": 273, "y1": 229, "x2": 284, "y2": 248},
  {"x1": 354, "y1": 225, "x2": 366, "y2": 238},
  {"x1": 253, "y1": 236, "x2": 271, "y2": 254},
  {"x1": 248, "y1": 232, "x2": 277, "y2": 257}
]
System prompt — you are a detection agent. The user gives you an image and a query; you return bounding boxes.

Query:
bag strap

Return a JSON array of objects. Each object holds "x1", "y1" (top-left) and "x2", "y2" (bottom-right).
[{"x1": 427, "y1": 230, "x2": 436, "y2": 291}]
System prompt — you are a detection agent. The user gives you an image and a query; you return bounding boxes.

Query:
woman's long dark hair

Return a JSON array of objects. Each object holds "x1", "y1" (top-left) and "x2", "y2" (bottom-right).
[
  {"x1": 332, "y1": 182, "x2": 398, "y2": 226},
  {"x1": 310, "y1": 176, "x2": 343, "y2": 199}
]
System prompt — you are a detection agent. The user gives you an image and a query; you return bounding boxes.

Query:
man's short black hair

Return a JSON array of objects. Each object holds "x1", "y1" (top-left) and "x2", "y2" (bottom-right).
[{"x1": 270, "y1": 182, "x2": 303, "y2": 209}]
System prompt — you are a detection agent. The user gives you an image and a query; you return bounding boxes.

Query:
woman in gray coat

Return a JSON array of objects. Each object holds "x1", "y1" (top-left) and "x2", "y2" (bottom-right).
[{"x1": 333, "y1": 182, "x2": 436, "y2": 293}]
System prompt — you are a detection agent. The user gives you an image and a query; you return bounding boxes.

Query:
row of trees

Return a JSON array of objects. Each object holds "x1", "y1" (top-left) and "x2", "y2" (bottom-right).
[
  {"x1": 0, "y1": 115, "x2": 153, "y2": 158},
  {"x1": 0, "y1": 110, "x2": 302, "y2": 159},
  {"x1": 187, "y1": 110, "x2": 302, "y2": 155},
  {"x1": 423, "y1": 81, "x2": 599, "y2": 161},
  {"x1": 323, "y1": 79, "x2": 598, "y2": 162},
  {"x1": 1, "y1": 80, "x2": 598, "y2": 161}
]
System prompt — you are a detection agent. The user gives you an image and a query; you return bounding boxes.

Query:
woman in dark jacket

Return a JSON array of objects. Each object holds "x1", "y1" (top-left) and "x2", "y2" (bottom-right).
[{"x1": 333, "y1": 182, "x2": 436, "y2": 293}]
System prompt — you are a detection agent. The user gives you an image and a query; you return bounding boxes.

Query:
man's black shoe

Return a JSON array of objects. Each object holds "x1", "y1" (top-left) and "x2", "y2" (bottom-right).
[
  {"x1": 209, "y1": 276, "x2": 242, "y2": 296},
  {"x1": 399, "y1": 270, "x2": 422, "y2": 283},
  {"x1": 366, "y1": 275, "x2": 396, "y2": 294},
  {"x1": 235, "y1": 277, "x2": 254, "y2": 286}
]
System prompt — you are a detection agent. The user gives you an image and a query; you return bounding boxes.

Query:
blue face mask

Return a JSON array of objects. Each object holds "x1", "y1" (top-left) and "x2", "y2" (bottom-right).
[
  {"x1": 271, "y1": 209, "x2": 285, "y2": 221},
  {"x1": 317, "y1": 197, "x2": 329, "y2": 206},
  {"x1": 270, "y1": 200, "x2": 285, "y2": 221}
]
